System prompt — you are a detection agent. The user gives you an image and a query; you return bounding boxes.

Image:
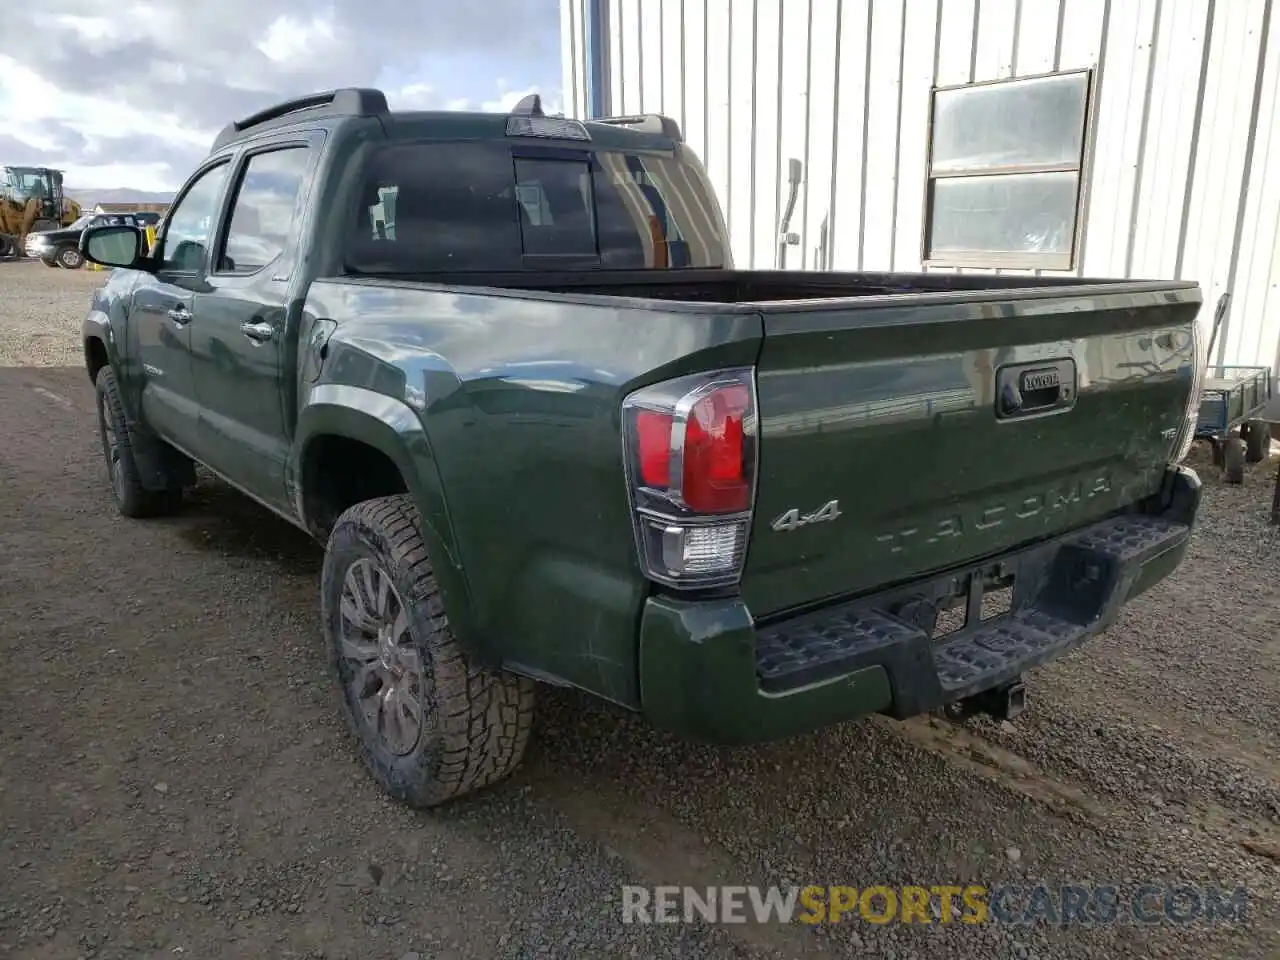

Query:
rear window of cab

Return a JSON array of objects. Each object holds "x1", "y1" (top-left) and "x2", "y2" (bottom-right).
[{"x1": 344, "y1": 140, "x2": 727, "y2": 273}]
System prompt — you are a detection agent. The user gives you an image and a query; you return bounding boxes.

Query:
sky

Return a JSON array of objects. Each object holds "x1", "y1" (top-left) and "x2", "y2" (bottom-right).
[{"x1": 0, "y1": 0, "x2": 564, "y2": 195}]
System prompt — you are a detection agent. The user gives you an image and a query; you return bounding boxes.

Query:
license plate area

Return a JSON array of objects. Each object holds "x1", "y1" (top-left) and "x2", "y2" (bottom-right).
[{"x1": 889, "y1": 562, "x2": 1017, "y2": 642}]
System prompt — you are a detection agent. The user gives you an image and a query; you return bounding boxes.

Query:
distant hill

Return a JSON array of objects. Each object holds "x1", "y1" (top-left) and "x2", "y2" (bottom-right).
[{"x1": 66, "y1": 187, "x2": 175, "y2": 209}]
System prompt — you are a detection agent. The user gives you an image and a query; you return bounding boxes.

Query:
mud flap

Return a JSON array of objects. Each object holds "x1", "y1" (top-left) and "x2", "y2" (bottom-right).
[{"x1": 129, "y1": 426, "x2": 196, "y2": 491}]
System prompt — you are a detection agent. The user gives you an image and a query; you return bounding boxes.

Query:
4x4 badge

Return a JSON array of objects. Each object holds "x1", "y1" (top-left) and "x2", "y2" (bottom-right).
[{"x1": 771, "y1": 500, "x2": 842, "y2": 532}]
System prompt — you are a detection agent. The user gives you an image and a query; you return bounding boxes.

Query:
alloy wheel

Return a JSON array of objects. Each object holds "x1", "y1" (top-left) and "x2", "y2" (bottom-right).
[
  {"x1": 338, "y1": 558, "x2": 429, "y2": 756},
  {"x1": 97, "y1": 392, "x2": 126, "y2": 502}
]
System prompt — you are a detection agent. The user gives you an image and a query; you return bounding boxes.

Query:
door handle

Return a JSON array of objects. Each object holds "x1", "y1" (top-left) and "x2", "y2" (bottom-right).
[
  {"x1": 166, "y1": 305, "x2": 192, "y2": 325},
  {"x1": 240, "y1": 321, "x2": 276, "y2": 343}
]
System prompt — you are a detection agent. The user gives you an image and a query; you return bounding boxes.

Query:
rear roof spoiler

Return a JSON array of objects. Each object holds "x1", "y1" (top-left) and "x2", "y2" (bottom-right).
[{"x1": 590, "y1": 114, "x2": 684, "y2": 142}]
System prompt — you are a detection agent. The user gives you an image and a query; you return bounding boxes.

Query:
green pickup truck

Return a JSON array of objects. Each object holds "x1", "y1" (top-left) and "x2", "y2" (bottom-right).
[{"x1": 79, "y1": 88, "x2": 1207, "y2": 808}]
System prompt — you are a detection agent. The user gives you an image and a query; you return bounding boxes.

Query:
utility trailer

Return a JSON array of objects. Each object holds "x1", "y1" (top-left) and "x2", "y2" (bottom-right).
[{"x1": 1194, "y1": 294, "x2": 1275, "y2": 484}]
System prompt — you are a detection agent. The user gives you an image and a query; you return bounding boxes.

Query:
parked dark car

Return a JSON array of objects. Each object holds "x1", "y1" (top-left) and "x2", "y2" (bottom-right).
[{"x1": 25, "y1": 212, "x2": 142, "y2": 268}]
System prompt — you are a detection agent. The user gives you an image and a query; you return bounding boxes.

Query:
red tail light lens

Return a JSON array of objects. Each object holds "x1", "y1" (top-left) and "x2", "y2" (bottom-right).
[
  {"x1": 683, "y1": 385, "x2": 749, "y2": 512},
  {"x1": 621, "y1": 369, "x2": 758, "y2": 589},
  {"x1": 635, "y1": 410, "x2": 674, "y2": 487}
]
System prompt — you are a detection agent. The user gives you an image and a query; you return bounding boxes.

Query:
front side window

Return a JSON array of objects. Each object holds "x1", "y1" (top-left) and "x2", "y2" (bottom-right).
[
  {"x1": 345, "y1": 140, "x2": 727, "y2": 273},
  {"x1": 160, "y1": 161, "x2": 231, "y2": 272},
  {"x1": 924, "y1": 69, "x2": 1093, "y2": 270},
  {"x1": 218, "y1": 146, "x2": 312, "y2": 274}
]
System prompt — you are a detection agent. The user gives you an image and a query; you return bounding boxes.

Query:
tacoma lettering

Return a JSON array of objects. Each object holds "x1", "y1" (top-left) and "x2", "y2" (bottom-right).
[{"x1": 874, "y1": 474, "x2": 1113, "y2": 555}]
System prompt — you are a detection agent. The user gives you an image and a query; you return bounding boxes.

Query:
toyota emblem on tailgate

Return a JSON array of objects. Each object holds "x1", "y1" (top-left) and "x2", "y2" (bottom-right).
[{"x1": 1021, "y1": 368, "x2": 1061, "y2": 392}]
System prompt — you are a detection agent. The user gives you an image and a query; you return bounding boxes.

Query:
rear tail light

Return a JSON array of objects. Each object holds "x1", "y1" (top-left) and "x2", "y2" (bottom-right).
[
  {"x1": 1170, "y1": 316, "x2": 1208, "y2": 464},
  {"x1": 621, "y1": 368, "x2": 758, "y2": 589}
]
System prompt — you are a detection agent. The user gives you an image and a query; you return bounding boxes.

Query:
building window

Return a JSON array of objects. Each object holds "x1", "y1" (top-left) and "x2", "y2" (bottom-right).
[{"x1": 923, "y1": 69, "x2": 1093, "y2": 270}]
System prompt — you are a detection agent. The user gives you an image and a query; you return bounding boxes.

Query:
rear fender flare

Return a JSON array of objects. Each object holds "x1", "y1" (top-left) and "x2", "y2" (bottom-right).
[{"x1": 292, "y1": 385, "x2": 484, "y2": 659}]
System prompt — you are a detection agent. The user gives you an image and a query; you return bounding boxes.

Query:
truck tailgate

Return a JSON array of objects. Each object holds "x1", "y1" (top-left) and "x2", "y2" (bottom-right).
[{"x1": 742, "y1": 286, "x2": 1202, "y2": 619}]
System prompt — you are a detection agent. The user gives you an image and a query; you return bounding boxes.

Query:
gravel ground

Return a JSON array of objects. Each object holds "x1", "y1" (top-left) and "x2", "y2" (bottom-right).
[
  {"x1": 0, "y1": 259, "x2": 1277, "y2": 959},
  {"x1": 0, "y1": 259, "x2": 104, "y2": 368}
]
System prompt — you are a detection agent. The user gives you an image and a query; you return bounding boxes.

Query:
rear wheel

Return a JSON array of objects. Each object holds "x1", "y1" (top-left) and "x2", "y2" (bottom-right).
[
  {"x1": 95, "y1": 366, "x2": 183, "y2": 517},
  {"x1": 1224, "y1": 436, "x2": 1246, "y2": 484},
  {"x1": 57, "y1": 245, "x2": 85, "y2": 269},
  {"x1": 321, "y1": 494, "x2": 535, "y2": 808},
  {"x1": 1245, "y1": 420, "x2": 1272, "y2": 463}
]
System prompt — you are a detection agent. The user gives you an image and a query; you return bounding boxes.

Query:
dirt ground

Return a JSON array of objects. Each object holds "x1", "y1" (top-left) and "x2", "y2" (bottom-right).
[{"x1": 0, "y1": 260, "x2": 1277, "y2": 959}]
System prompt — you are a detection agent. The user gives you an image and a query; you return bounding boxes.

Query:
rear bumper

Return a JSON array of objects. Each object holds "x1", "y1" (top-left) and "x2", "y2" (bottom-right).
[{"x1": 637, "y1": 465, "x2": 1201, "y2": 745}]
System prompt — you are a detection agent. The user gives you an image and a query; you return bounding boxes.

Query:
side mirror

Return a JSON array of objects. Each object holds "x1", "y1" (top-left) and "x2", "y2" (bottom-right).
[{"x1": 80, "y1": 224, "x2": 150, "y2": 271}]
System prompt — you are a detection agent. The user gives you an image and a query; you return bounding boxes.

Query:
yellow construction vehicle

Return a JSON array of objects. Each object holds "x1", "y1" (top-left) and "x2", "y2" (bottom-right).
[{"x1": 0, "y1": 166, "x2": 82, "y2": 259}]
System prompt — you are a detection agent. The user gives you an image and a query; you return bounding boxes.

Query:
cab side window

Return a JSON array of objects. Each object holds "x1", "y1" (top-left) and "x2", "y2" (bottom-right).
[
  {"x1": 218, "y1": 147, "x2": 312, "y2": 274},
  {"x1": 159, "y1": 162, "x2": 231, "y2": 273}
]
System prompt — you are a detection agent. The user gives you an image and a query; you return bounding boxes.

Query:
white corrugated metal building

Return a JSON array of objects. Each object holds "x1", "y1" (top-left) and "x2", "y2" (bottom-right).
[{"x1": 560, "y1": 0, "x2": 1280, "y2": 373}]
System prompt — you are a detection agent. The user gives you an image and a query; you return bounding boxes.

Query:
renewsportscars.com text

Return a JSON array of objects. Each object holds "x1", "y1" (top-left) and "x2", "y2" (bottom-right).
[{"x1": 621, "y1": 884, "x2": 1250, "y2": 926}]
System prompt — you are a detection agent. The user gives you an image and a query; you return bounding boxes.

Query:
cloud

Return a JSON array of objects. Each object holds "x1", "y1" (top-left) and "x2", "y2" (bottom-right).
[{"x1": 1, "y1": 0, "x2": 563, "y2": 192}]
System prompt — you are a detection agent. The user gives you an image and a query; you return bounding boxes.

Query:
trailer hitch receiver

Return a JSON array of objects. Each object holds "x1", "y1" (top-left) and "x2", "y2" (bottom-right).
[{"x1": 947, "y1": 678, "x2": 1027, "y2": 722}]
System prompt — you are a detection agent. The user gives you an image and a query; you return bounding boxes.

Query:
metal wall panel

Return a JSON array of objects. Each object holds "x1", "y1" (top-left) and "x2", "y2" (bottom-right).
[
  {"x1": 559, "y1": 0, "x2": 587, "y2": 120},
  {"x1": 1223, "y1": 0, "x2": 1280, "y2": 369},
  {"x1": 562, "y1": 0, "x2": 1280, "y2": 371}
]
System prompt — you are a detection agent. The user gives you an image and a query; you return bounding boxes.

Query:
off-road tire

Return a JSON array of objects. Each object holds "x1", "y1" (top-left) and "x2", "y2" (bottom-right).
[
  {"x1": 321, "y1": 494, "x2": 535, "y2": 808},
  {"x1": 1224, "y1": 436, "x2": 1246, "y2": 484},
  {"x1": 94, "y1": 366, "x2": 183, "y2": 517},
  {"x1": 1245, "y1": 420, "x2": 1272, "y2": 464},
  {"x1": 57, "y1": 245, "x2": 85, "y2": 269}
]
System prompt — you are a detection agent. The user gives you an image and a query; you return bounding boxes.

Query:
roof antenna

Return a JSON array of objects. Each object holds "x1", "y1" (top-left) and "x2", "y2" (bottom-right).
[{"x1": 510, "y1": 93, "x2": 544, "y2": 117}]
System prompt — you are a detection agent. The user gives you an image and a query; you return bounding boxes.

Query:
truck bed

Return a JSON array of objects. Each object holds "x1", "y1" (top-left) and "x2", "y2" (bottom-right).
[
  {"x1": 341, "y1": 266, "x2": 1198, "y2": 306},
  {"x1": 311, "y1": 267, "x2": 1202, "y2": 627}
]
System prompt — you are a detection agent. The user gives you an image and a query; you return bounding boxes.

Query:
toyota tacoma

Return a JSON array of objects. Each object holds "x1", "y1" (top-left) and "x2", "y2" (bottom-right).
[{"x1": 78, "y1": 88, "x2": 1206, "y2": 807}]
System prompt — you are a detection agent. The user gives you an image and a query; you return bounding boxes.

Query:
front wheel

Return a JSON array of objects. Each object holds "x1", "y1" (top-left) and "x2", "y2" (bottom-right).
[
  {"x1": 95, "y1": 366, "x2": 183, "y2": 517},
  {"x1": 321, "y1": 495, "x2": 535, "y2": 808},
  {"x1": 57, "y1": 245, "x2": 85, "y2": 269}
]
